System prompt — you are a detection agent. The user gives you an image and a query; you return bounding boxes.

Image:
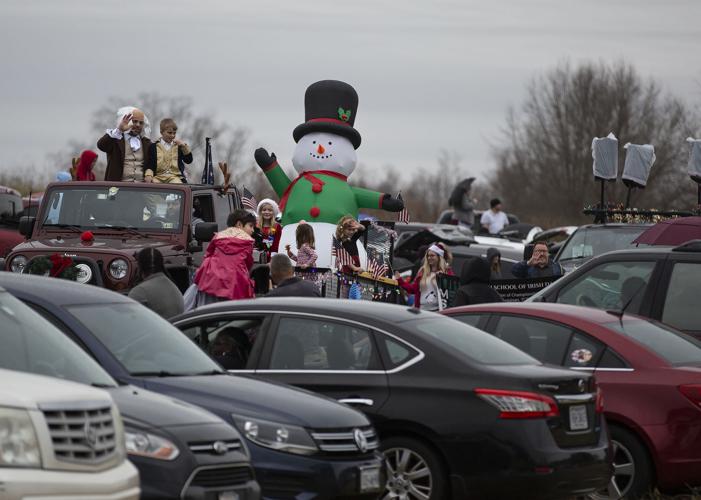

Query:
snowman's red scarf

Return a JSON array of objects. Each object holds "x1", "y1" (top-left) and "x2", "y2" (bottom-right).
[{"x1": 278, "y1": 170, "x2": 348, "y2": 213}]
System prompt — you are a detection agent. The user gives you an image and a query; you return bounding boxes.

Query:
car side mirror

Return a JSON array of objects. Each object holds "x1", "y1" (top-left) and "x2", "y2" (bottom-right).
[
  {"x1": 188, "y1": 240, "x2": 203, "y2": 253},
  {"x1": 194, "y1": 222, "x2": 218, "y2": 242},
  {"x1": 19, "y1": 216, "x2": 36, "y2": 238}
]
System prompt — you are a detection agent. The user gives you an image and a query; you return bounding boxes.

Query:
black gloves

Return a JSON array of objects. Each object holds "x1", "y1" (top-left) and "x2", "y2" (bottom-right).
[
  {"x1": 380, "y1": 194, "x2": 404, "y2": 212},
  {"x1": 254, "y1": 148, "x2": 276, "y2": 169}
]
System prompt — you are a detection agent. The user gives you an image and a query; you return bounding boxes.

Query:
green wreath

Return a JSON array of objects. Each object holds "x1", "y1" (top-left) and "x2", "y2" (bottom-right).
[{"x1": 25, "y1": 254, "x2": 79, "y2": 281}]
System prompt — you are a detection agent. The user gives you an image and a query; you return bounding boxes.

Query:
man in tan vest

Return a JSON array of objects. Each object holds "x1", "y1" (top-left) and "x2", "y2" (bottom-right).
[{"x1": 97, "y1": 107, "x2": 152, "y2": 182}]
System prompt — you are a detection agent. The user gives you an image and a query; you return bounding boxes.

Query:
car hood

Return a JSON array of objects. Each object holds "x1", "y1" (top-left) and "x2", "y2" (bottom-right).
[
  {"x1": 11, "y1": 236, "x2": 177, "y2": 255},
  {"x1": 142, "y1": 374, "x2": 370, "y2": 429},
  {"x1": 108, "y1": 385, "x2": 225, "y2": 430}
]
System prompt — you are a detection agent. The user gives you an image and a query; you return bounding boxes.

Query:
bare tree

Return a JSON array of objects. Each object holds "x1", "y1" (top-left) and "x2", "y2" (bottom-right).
[{"x1": 491, "y1": 61, "x2": 699, "y2": 226}]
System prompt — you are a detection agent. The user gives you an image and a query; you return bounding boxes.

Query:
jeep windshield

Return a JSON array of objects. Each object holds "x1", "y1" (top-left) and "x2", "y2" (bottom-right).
[
  {"x1": 40, "y1": 186, "x2": 184, "y2": 232},
  {"x1": 557, "y1": 225, "x2": 649, "y2": 271}
]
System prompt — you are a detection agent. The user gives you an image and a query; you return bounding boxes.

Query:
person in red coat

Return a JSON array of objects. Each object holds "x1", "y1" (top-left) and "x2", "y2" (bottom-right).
[
  {"x1": 194, "y1": 209, "x2": 256, "y2": 304},
  {"x1": 75, "y1": 150, "x2": 98, "y2": 181},
  {"x1": 394, "y1": 242, "x2": 454, "y2": 311}
]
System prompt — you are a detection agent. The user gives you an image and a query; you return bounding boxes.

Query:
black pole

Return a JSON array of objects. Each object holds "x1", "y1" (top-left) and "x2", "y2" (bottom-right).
[
  {"x1": 600, "y1": 180, "x2": 606, "y2": 224},
  {"x1": 697, "y1": 184, "x2": 701, "y2": 206},
  {"x1": 625, "y1": 187, "x2": 633, "y2": 209}
]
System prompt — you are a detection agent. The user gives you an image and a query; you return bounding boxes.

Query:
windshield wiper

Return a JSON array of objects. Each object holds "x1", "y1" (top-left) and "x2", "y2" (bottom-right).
[
  {"x1": 94, "y1": 225, "x2": 145, "y2": 237},
  {"x1": 130, "y1": 370, "x2": 188, "y2": 377},
  {"x1": 91, "y1": 382, "x2": 117, "y2": 388},
  {"x1": 43, "y1": 223, "x2": 83, "y2": 233},
  {"x1": 191, "y1": 370, "x2": 227, "y2": 375}
]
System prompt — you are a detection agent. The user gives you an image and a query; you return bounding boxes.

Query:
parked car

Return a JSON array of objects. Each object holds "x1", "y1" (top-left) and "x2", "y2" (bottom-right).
[
  {"x1": 0, "y1": 368, "x2": 140, "y2": 500},
  {"x1": 172, "y1": 297, "x2": 612, "y2": 500},
  {"x1": 554, "y1": 223, "x2": 652, "y2": 273},
  {"x1": 528, "y1": 226, "x2": 578, "y2": 256},
  {"x1": 0, "y1": 272, "x2": 384, "y2": 500},
  {"x1": 529, "y1": 242, "x2": 701, "y2": 340},
  {"x1": 5, "y1": 181, "x2": 243, "y2": 291},
  {"x1": 0, "y1": 281, "x2": 260, "y2": 500},
  {"x1": 0, "y1": 186, "x2": 25, "y2": 259},
  {"x1": 443, "y1": 302, "x2": 701, "y2": 498}
]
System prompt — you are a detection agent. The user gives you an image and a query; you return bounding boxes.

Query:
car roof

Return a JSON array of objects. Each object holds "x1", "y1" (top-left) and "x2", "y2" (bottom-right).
[
  {"x1": 174, "y1": 297, "x2": 434, "y2": 325},
  {"x1": 444, "y1": 302, "x2": 633, "y2": 326},
  {"x1": 0, "y1": 271, "x2": 132, "y2": 306},
  {"x1": 574, "y1": 223, "x2": 653, "y2": 229}
]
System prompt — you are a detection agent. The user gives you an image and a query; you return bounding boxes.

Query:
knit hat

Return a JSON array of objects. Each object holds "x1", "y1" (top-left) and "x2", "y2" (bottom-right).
[
  {"x1": 257, "y1": 198, "x2": 280, "y2": 217},
  {"x1": 76, "y1": 150, "x2": 98, "y2": 181},
  {"x1": 56, "y1": 171, "x2": 72, "y2": 182}
]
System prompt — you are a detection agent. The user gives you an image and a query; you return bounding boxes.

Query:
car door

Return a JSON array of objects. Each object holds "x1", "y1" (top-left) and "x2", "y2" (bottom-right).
[
  {"x1": 255, "y1": 314, "x2": 390, "y2": 417},
  {"x1": 653, "y1": 258, "x2": 701, "y2": 339}
]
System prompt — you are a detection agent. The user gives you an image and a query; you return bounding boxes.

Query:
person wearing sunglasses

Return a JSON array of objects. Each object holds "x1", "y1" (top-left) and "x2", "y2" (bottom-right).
[{"x1": 98, "y1": 106, "x2": 153, "y2": 182}]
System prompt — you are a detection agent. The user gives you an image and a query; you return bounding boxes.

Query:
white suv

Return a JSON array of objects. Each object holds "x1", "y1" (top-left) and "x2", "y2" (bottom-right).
[{"x1": 0, "y1": 368, "x2": 140, "y2": 499}]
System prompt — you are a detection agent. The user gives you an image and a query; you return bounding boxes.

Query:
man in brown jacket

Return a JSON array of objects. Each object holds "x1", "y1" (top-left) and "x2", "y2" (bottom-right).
[{"x1": 97, "y1": 108, "x2": 152, "y2": 182}]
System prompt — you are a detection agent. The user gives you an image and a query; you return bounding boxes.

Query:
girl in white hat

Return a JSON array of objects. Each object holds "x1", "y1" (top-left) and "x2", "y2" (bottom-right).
[{"x1": 257, "y1": 198, "x2": 282, "y2": 259}]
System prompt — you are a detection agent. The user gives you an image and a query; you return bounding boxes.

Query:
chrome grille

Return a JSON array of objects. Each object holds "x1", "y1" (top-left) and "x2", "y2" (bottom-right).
[
  {"x1": 310, "y1": 427, "x2": 379, "y2": 453},
  {"x1": 42, "y1": 406, "x2": 116, "y2": 464},
  {"x1": 189, "y1": 440, "x2": 241, "y2": 454}
]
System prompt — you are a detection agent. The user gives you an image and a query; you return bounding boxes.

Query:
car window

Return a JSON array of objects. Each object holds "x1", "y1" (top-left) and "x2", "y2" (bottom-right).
[
  {"x1": 597, "y1": 348, "x2": 629, "y2": 369},
  {"x1": 661, "y1": 263, "x2": 701, "y2": 332},
  {"x1": 556, "y1": 261, "x2": 655, "y2": 313},
  {"x1": 68, "y1": 303, "x2": 222, "y2": 375},
  {"x1": 408, "y1": 317, "x2": 539, "y2": 365},
  {"x1": 493, "y1": 316, "x2": 573, "y2": 365},
  {"x1": 564, "y1": 332, "x2": 604, "y2": 368},
  {"x1": 0, "y1": 291, "x2": 116, "y2": 387},
  {"x1": 558, "y1": 226, "x2": 648, "y2": 263},
  {"x1": 451, "y1": 314, "x2": 484, "y2": 329},
  {"x1": 605, "y1": 319, "x2": 701, "y2": 366},
  {"x1": 269, "y1": 317, "x2": 380, "y2": 371},
  {"x1": 381, "y1": 336, "x2": 420, "y2": 369},
  {"x1": 181, "y1": 317, "x2": 264, "y2": 370}
]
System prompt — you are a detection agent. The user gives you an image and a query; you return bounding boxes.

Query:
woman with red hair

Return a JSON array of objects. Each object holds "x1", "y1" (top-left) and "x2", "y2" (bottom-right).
[{"x1": 75, "y1": 150, "x2": 98, "y2": 181}]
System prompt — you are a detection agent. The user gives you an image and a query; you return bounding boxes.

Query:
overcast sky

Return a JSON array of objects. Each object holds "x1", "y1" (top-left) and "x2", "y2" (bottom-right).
[{"x1": 1, "y1": 0, "x2": 700, "y2": 183}]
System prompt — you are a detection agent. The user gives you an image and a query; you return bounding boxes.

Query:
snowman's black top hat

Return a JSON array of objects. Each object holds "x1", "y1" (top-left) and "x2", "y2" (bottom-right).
[{"x1": 293, "y1": 80, "x2": 361, "y2": 149}]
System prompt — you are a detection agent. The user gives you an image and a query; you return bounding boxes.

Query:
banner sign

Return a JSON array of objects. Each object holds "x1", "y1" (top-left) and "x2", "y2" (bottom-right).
[
  {"x1": 436, "y1": 274, "x2": 461, "y2": 310},
  {"x1": 490, "y1": 276, "x2": 559, "y2": 302}
]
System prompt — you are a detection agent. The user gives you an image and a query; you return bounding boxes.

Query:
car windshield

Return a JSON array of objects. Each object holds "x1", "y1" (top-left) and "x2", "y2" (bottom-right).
[
  {"x1": 408, "y1": 317, "x2": 540, "y2": 365},
  {"x1": 558, "y1": 226, "x2": 648, "y2": 262},
  {"x1": 0, "y1": 291, "x2": 116, "y2": 387},
  {"x1": 605, "y1": 319, "x2": 701, "y2": 367},
  {"x1": 67, "y1": 302, "x2": 223, "y2": 376},
  {"x1": 40, "y1": 186, "x2": 184, "y2": 232}
]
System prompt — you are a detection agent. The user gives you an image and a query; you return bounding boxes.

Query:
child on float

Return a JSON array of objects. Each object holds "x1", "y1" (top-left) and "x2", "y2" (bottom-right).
[
  {"x1": 285, "y1": 221, "x2": 318, "y2": 269},
  {"x1": 256, "y1": 198, "x2": 282, "y2": 255},
  {"x1": 394, "y1": 242, "x2": 454, "y2": 311},
  {"x1": 193, "y1": 209, "x2": 256, "y2": 306},
  {"x1": 75, "y1": 150, "x2": 98, "y2": 181},
  {"x1": 335, "y1": 215, "x2": 365, "y2": 274},
  {"x1": 145, "y1": 118, "x2": 193, "y2": 183}
]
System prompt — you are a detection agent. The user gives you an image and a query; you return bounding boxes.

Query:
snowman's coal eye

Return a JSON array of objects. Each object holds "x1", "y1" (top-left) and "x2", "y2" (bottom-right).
[
  {"x1": 312, "y1": 141, "x2": 316, "y2": 144},
  {"x1": 328, "y1": 142, "x2": 332, "y2": 145}
]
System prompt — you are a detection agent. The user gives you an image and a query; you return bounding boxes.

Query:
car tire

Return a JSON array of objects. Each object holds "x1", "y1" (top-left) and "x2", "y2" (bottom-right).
[
  {"x1": 381, "y1": 436, "x2": 447, "y2": 500},
  {"x1": 590, "y1": 425, "x2": 653, "y2": 500}
]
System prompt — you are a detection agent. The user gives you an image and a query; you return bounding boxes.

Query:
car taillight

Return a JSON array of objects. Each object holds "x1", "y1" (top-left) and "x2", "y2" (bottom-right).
[
  {"x1": 592, "y1": 377, "x2": 604, "y2": 413},
  {"x1": 475, "y1": 389, "x2": 559, "y2": 419},
  {"x1": 679, "y1": 385, "x2": 701, "y2": 409}
]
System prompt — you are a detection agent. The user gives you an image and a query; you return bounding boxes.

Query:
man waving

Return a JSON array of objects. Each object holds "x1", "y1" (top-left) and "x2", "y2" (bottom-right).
[{"x1": 97, "y1": 107, "x2": 152, "y2": 182}]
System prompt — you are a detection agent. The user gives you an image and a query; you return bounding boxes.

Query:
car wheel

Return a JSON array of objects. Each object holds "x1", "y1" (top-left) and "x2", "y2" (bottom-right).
[
  {"x1": 381, "y1": 436, "x2": 447, "y2": 500},
  {"x1": 589, "y1": 426, "x2": 652, "y2": 500}
]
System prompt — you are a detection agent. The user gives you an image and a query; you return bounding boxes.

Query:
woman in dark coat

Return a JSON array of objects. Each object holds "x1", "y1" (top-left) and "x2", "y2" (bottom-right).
[{"x1": 453, "y1": 257, "x2": 503, "y2": 307}]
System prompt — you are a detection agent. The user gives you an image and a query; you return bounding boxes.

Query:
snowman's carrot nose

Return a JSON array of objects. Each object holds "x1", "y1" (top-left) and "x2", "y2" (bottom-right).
[{"x1": 317, "y1": 144, "x2": 325, "y2": 155}]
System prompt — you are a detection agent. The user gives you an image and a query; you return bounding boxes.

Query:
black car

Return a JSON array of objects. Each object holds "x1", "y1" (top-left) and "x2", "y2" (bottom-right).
[
  {"x1": 0, "y1": 272, "x2": 385, "y2": 500},
  {"x1": 172, "y1": 298, "x2": 612, "y2": 500},
  {"x1": 554, "y1": 223, "x2": 652, "y2": 273},
  {"x1": 0, "y1": 284, "x2": 260, "y2": 500},
  {"x1": 530, "y1": 241, "x2": 701, "y2": 340}
]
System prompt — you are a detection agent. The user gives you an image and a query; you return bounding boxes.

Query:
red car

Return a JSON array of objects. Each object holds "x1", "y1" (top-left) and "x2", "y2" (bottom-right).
[{"x1": 442, "y1": 303, "x2": 701, "y2": 499}]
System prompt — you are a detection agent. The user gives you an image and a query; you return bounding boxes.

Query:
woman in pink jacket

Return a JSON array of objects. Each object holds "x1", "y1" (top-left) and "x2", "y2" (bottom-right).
[{"x1": 194, "y1": 209, "x2": 256, "y2": 305}]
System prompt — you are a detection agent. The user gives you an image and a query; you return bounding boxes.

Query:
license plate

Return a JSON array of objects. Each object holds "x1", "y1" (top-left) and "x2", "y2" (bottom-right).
[
  {"x1": 569, "y1": 404, "x2": 589, "y2": 431},
  {"x1": 219, "y1": 492, "x2": 239, "y2": 500},
  {"x1": 359, "y1": 465, "x2": 382, "y2": 492}
]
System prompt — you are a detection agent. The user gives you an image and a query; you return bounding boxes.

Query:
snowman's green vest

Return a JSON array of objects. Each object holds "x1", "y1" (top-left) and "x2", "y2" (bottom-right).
[{"x1": 262, "y1": 161, "x2": 384, "y2": 226}]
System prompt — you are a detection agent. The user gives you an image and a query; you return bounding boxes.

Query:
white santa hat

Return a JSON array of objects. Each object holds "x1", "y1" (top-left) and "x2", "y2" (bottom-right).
[
  {"x1": 257, "y1": 198, "x2": 280, "y2": 217},
  {"x1": 115, "y1": 106, "x2": 151, "y2": 137}
]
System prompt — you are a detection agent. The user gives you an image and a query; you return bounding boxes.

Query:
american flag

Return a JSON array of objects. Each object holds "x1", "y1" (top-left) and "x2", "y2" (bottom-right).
[
  {"x1": 367, "y1": 258, "x2": 388, "y2": 280},
  {"x1": 241, "y1": 187, "x2": 258, "y2": 212},
  {"x1": 396, "y1": 192, "x2": 410, "y2": 224},
  {"x1": 200, "y1": 137, "x2": 215, "y2": 185},
  {"x1": 331, "y1": 237, "x2": 354, "y2": 270}
]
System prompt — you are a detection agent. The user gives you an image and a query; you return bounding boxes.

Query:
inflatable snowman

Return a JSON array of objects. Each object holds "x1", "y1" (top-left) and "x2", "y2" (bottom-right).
[{"x1": 254, "y1": 80, "x2": 404, "y2": 268}]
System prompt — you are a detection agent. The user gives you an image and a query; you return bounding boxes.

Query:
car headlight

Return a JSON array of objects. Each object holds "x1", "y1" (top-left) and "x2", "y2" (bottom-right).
[
  {"x1": 125, "y1": 429, "x2": 179, "y2": 460},
  {"x1": 232, "y1": 414, "x2": 318, "y2": 456},
  {"x1": 109, "y1": 259, "x2": 128, "y2": 280},
  {"x1": 0, "y1": 407, "x2": 41, "y2": 467},
  {"x1": 10, "y1": 255, "x2": 28, "y2": 273}
]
